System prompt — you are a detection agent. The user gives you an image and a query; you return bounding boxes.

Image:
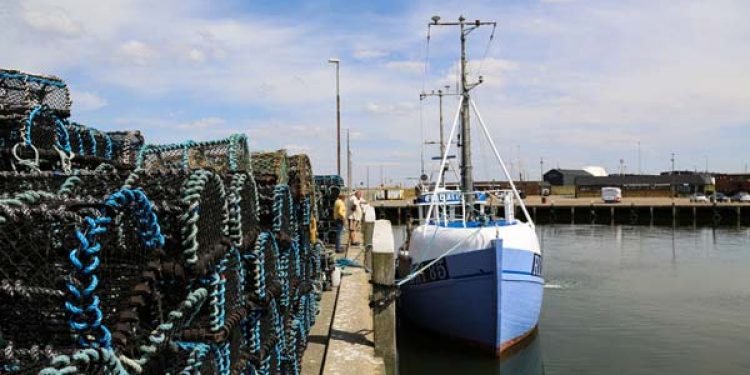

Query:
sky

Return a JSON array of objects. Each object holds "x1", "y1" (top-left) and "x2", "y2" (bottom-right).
[{"x1": 3, "y1": 0, "x2": 749, "y2": 186}]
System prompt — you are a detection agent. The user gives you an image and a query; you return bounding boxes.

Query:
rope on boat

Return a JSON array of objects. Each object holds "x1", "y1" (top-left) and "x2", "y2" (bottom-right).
[{"x1": 396, "y1": 227, "x2": 483, "y2": 287}]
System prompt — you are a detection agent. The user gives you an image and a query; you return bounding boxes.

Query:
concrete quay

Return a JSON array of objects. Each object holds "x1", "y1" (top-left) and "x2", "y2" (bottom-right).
[{"x1": 301, "y1": 244, "x2": 386, "y2": 375}]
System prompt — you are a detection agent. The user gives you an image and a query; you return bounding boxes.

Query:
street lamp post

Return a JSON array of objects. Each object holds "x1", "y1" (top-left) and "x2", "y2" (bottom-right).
[{"x1": 328, "y1": 58, "x2": 341, "y2": 176}]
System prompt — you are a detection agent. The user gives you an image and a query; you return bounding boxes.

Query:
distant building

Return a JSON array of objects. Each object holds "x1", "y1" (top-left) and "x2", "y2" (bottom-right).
[
  {"x1": 714, "y1": 174, "x2": 750, "y2": 194},
  {"x1": 543, "y1": 169, "x2": 593, "y2": 186},
  {"x1": 582, "y1": 166, "x2": 608, "y2": 177},
  {"x1": 576, "y1": 174, "x2": 714, "y2": 198}
]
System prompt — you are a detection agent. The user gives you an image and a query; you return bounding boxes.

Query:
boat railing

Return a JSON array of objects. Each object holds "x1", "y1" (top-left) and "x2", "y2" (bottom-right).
[{"x1": 417, "y1": 189, "x2": 521, "y2": 228}]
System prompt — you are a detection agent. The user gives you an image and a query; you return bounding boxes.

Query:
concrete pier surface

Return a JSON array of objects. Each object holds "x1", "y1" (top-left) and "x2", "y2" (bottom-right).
[{"x1": 301, "y1": 244, "x2": 386, "y2": 375}]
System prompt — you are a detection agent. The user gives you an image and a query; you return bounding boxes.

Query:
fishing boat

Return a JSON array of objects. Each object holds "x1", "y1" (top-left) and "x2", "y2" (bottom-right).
[{"x1": 399, "y1": 15, "x2": 544, "y2": 356}]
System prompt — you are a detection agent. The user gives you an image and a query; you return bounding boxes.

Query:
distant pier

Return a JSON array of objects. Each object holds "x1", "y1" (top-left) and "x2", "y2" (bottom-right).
[{"x1": 371, "y1": 197, "x2": 750, "y2": 227}]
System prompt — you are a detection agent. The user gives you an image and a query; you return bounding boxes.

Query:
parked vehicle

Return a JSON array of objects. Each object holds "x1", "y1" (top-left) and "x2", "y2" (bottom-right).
[
  {"x1": 689, "y1": 193, "x2": 709, "y2": 203},
  {"x1": 601, "y1": 187, "x2": 622, "y2": 203},
  {"x1": 711, "y1": 192, "x2": 731, "y2": 203},
  {"x1": 731, "y1": 192, "x2": 750, "y2": 202}
]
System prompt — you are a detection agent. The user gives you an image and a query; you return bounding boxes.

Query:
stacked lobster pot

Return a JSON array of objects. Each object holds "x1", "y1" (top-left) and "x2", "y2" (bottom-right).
[
  {"x1": 0, "y1": 67, "x2": 322, "y2": 375},
  {"x1": 0, "y1": 69, "x2": 143, "y2": 173},
  {"x1": 313, "y1": 175, "x2": 345, "y2": 245},
  {"x1": 248, "y1": 150, "x2": 321, "y2": 375}
]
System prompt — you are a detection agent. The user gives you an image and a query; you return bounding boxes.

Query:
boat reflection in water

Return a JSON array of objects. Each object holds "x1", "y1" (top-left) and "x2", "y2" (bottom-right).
[{"x1": 398, "y1": 318, "x2": 544, "y2": 375}]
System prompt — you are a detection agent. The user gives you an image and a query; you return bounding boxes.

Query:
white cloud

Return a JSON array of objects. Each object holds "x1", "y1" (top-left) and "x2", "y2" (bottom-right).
[
  {"x1": 363, "y1": 102, "x2": 417, "y2": 115},
  {"x1": 70, "y1": 90, "x2": 107, "y2": 112},
  {"x1": 118, "y1": 41, "x2": 157, "y2": 66},
  {"x1": 385, "y1": 60, "x2": 424, "y2": 74},
  {"x1": 3, "y1": 0, "x2": 749, "y2": 180},
  {"x1": 22, "y1": 7, "x2": 82, "y2": 37},
  {"x1": 353, "y1": 48, "x2": 388, "y2": 60},
  {"x1": 178, "y1": 117, "x2": 226, "y2": 130}
]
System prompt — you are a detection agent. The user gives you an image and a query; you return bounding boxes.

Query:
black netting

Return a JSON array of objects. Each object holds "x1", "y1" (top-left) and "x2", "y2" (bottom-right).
[
  {"x1": 0, "y1": 69, "x2": 71, "y2": 116},
  {"x1": 107, "y1": 131, "x2": 144, "y2": 167},
  {"x1": 138, "y1": 135, "x2": 250, "y2": 174},
  {"x1": 314, "y1": 175, "x2": 344, "y2": 244},
  {"x1": 0, "y1": 67, "x2": 323, "y2": 373}
]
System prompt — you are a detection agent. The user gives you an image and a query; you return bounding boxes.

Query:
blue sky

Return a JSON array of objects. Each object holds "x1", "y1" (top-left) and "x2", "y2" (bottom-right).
[{"x1": 3, "y1": 0, "x2": 749, "y2": 185}]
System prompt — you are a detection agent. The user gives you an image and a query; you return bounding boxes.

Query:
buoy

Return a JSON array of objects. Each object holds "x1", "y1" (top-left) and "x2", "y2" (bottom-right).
[{"x1": 332, "y1": 266, "x2": 342, "y2": 287}]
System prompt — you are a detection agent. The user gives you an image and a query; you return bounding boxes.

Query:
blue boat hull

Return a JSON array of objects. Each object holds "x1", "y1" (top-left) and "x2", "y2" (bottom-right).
[{"x1": 400, "y1": 240, "x2": 543, "y2": 355}]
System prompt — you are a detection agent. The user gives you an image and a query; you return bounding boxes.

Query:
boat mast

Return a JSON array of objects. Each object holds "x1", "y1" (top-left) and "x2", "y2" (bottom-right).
[
  {"x1": 420, "y1": 85, "x2": 453, "y2": 182},
  {"x1": 430, "y1": 15, "x2": 495, "y2": 203}
]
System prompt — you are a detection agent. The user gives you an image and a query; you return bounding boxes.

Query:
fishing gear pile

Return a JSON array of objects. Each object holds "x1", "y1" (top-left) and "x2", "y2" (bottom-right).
[{"x1": 0, "y1": 69, "x2": 323, "y2": 375}]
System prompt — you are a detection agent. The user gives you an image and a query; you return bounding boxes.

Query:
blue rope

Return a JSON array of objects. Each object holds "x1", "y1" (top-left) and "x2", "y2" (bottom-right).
[
  {"x1": 88, "y1": 128, "x2": 97, "y2": 155},
  {"x1": 0, "y1": 72, "x2": 67, "y2": 88},
  {"x1": 65, "y1": 188, "x2": 165, "y2": 349},
  {"x1": 66, "y1": 215, "x2": 112, "y2": 348},
  {"x1": 104, "y1": 133, "x2": 113, "y2": 159}
]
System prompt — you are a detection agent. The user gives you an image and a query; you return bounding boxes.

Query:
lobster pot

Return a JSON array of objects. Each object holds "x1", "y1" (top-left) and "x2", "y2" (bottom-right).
[
  {"x1": 137, "y1": 134, "x2": 251, "y2": 174},
  {"x1": 0, "y1": 171, "x2": 129, "y2": 200},
  {"x1": 0, "y1": 69, "x2": 71, "y2": 116},
  {"x1": 107, "y1": 130, "x2": 145, "y2": 168},
  {"x1": 243, "y1": 232, "x2": 285, "y2": 374},
  {"x1": 180, "y1": 248, "x2": 246, "y2": 353},
  {"x1": 124, "y1": 169, "x2": 230, "y2": 277},
  {"x1": 225, "y1": 171, "x2": 260, "y2": 250},
  {"x1": 0, "y1": 201, "x2": 159, "y2": 372},
  {"x1": 0, "y1": 205, "x2": 80, "y2": 365},
  {"x1": 287, "y1": 154, "x2": 314, "y2": 200},
  {"x1": 0, "y1": 171, "x2": 68, "y2": 197},
  {"x1": 158, "y1": 343, "x2": 223, "y2": 375},
  {"x1": 252, "y1": 150, "x2": 288, "y2": 228},
  {"x1": 0, "y1": 107, "x2": 70, "y2": 172},
  {"x1": 65, "y1": 123, "x2": 113, "y2": 159},
  {"x1": 55, "y1": 171, "x2": 130, "y2": 199},
  {"x1": 314, "y1": 175, "x2": 344, "y2": 244},
  {"x1": 251, "y1": 149, "x2": 288, "y2": 186}
]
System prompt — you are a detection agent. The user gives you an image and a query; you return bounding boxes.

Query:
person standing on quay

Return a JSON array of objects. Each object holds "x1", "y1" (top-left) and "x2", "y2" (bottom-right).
[
  {"x1": 348, "y1": 190, "x2": 364, "y2": 246},
  {"x1": 333, "y1": 193, "x2": 347, "y2": 253}
]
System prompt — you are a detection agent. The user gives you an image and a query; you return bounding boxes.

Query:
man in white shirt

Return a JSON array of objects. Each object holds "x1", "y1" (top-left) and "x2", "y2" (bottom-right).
[{"x1": 348, "y1": 190, "x2": 364, "y2": 245}]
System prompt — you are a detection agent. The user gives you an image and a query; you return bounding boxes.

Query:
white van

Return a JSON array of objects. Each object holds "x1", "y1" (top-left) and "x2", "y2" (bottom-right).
[{"x1": 601, "y1": 187, "x2": 622, "y2": 203}]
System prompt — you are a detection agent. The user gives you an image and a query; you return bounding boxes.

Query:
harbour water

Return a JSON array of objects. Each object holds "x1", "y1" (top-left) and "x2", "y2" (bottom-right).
[{"x1": 395, "y1": 225, "x2": 750, "y2": 374}]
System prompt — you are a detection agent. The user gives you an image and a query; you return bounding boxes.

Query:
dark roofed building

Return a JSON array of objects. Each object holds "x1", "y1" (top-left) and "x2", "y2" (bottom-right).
[
  {"x1": 576, "y1": 174, "x2": 714, "y2": 197},
  {"x1": 543, "y1": 169, "x2": 593, "y2": 186}
]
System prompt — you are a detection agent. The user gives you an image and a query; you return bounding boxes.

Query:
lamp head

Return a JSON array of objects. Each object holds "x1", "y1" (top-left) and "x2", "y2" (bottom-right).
[
  {"x1": 431, "y1": 15, "x2": 441, "y2": 24},
  {"x1": 328, "y1": 58, "x2": 340, "y2": 64}
]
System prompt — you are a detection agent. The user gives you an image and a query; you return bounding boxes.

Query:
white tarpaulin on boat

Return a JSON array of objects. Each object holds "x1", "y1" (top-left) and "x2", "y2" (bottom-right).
[{"x1": 408, "y1": 223, "x2": 541, "y2": 264}]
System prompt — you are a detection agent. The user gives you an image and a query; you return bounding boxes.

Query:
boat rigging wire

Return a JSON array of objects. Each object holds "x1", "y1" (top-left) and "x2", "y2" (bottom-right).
[{"x1": 476, "y1": 22, "x2": 497, "y2": 80}]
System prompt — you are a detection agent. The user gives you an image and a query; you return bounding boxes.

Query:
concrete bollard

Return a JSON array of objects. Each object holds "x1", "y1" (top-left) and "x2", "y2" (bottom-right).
[
  {"x1": 371, "y1": 219, "x2": 397, "y2": 375},
  {"x1": 362, "y1": 205, "x2": 377, "y2": 272}
]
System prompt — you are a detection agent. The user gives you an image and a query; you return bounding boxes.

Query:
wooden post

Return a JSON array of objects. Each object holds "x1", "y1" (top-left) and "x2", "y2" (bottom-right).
[
  {"x1": 738, "y1": 206, "x2": 742, "y2": 228},
  {"x1": 610, "y1": 206, "x2": 615, "y2": 226},
  {"x1": 533, "y1": 206, "x2": 537, "y2": 222},
  {"x1": 371, "y1": 220, "x2": 397, "y2": 375},
  {"x1": 571, "y1": 206, "x2": 575, "y2": 225},
  {"x1": 650, "y1": 206, "x2": 654, "y2": 226},
  {"x1": 693, "y1": 206, "x2": 697, "y2": 228},
  {"x1": 672, "y1": 202, "x2": 677, "y2": 227},
  {"x1": 550, "y1": 203, "x2": 555, "y2": 224}
]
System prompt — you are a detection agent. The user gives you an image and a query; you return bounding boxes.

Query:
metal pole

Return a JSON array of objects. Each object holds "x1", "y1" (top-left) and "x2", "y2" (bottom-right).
[
  {"x1": 540, "y1": 157, "x2": 544, "y2": 181},
  {"x1": 438, "y1": 89, "x2": 446, "y2": 163},
  {"x1": 459, "y1": 16, "x2": 474, "y2": 199},
  {"x1": 336, "y1": 63, "x2": 341, "y2": 177},
  {"x1": 329, "y1": 58, "x2": 341, "y2": 176},
  {"x1": 347, "y1": 129, "x2": 352, "y2": 192},
  {"x1": 638, "y1": 140, "x2": 641, "y2": 174}
]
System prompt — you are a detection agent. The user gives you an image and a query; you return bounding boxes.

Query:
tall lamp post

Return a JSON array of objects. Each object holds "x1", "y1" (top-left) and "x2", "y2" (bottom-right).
[{"x1": 328, "y1": 58, "x2": 341, "y2": 177}]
